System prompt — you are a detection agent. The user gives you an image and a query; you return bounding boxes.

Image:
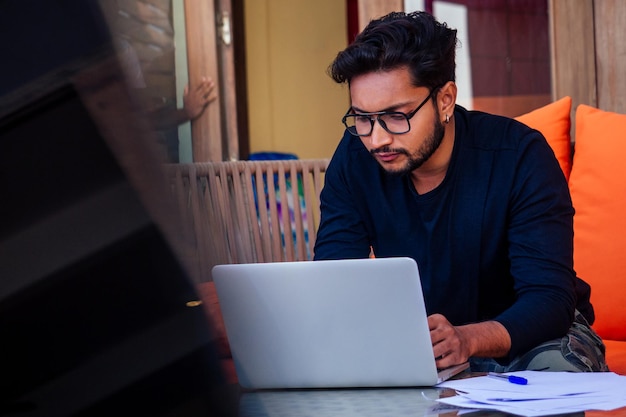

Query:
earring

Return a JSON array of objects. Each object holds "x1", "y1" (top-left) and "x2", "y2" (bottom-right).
[{"x1": 444, "y1": 114, "x2": 449, "y2": 124}]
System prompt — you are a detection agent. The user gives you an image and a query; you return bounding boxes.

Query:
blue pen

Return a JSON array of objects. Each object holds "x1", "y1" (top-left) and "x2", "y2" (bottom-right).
[{"x1": 488, "y1": 372, "x2": 528, "y2": 385}]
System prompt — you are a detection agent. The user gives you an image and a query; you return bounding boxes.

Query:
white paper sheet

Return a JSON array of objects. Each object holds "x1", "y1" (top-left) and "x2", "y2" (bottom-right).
[{"x1": 435, "y1": 371, "x2": 626, "y2": 417}]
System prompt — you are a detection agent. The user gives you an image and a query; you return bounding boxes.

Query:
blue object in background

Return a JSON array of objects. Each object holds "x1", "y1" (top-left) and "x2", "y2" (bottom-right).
[
  {"x1": 248, "y1": 152, "x2": 310, "y2": 258},
  {"x1": 248, "y1": 151, "x2": 298, "y2": 161}
]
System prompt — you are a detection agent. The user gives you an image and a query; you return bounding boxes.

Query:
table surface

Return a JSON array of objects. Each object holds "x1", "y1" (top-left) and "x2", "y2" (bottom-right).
[
  {"x1": 237, "y1": 386, "x2": 469, "y2": 416},
  {"x1": 236, "y1": 386, "x2": 589, "y2": 417},
  {"x1": 231, "y1": 375, "x2": 626, "y2": 417}
]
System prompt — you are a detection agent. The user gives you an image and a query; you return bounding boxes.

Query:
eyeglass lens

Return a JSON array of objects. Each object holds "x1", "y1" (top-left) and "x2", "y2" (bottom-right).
[{"x1": 344, "y1": 113, "x2": 410, "y2": 136}]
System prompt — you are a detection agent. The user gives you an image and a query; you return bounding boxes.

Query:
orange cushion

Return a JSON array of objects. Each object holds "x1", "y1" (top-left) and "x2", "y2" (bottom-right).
[
  {"x1": 570, "y1": 105, "x2": 626, "y2": 341},
  {"x1": 515, "y1": 96, "x2": 572, "y2": 180},
  {"x1": 604, "y1": 339, "x2": 626, "y2": 376}
]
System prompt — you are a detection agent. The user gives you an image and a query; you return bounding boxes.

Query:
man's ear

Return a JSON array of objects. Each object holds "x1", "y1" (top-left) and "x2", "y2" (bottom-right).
[{"x1": 439, "y1": 81, "x2": 457, "y2": 119}]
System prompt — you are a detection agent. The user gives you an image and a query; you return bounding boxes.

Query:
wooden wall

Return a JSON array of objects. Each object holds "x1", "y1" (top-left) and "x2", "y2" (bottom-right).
[
  {"x1": 357, "y1": 0, "x2": 403, "y2": 31},
  {"x1": 550, "y1": 0, "x2": 626, "y2": 118},
  {"x1": 112, "y1": 0, "x2": 177, "y2": 105}
]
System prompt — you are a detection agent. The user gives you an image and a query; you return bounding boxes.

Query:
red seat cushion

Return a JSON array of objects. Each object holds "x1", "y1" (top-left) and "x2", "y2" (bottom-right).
[{"x1": 196, "y1": 281, "x2": 231, "y2": 358}]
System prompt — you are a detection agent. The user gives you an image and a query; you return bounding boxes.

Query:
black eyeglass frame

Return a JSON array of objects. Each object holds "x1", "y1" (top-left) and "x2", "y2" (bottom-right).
[{"x1": 342, "y1": 88, "x2": 438, "y2": 137}]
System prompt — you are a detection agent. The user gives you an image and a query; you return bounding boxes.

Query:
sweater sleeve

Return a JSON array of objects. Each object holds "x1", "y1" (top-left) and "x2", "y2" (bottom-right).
[
  {"x1": 314, "y1": 132, "x2": 372, "y2": 260},
  {"x1": 493, "y1": 129, "x2": 577, "y2": 360}
]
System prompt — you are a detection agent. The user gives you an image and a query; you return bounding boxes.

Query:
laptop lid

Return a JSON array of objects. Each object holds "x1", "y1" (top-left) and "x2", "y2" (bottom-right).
[{"x1": 212, "y1": 257, "x2": 468, "y2": 389}]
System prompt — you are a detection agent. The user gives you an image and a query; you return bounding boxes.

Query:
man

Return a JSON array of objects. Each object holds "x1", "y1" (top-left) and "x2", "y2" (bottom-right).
[{"x1": 314, "y1": 11, "x2": 607, "y2": 373}]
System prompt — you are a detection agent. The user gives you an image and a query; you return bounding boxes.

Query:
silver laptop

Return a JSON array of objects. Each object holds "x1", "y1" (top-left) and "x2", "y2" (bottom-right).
[{"x1": 211, "y1": 257, "x2": 469, "y2": 389}]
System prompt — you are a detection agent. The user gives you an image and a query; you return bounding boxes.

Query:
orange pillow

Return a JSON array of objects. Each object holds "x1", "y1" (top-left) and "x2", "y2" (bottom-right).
[
  {"x1": 515, "y1": 96, "x2": 572, "y2": 181},
  {"x1": 603, "y1": 339, "x2": 626, "y2": 375},
  {"x1": 569, "y1": 105, "x2": 626, "y2": 341}
]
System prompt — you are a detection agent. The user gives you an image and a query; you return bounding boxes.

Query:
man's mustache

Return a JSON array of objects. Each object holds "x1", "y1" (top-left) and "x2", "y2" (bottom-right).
[{"x1": 370, "y1": 147, "x2": 409, "y2": 156}]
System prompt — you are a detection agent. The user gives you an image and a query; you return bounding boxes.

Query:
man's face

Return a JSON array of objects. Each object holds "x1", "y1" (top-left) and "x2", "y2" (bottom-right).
[{"x1": 349, "y1": 67, "x2": 445, "y2": 176}]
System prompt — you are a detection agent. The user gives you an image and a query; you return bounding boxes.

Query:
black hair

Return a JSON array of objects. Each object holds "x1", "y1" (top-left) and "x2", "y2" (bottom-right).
[{"x1": 329, "y1": 11, "x2": 457, "y2": 90}]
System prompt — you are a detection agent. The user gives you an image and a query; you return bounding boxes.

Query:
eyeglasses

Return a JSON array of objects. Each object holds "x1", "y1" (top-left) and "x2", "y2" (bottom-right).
[{"x1": 342, "y1": 89, "x2": 436, "y2": 137}]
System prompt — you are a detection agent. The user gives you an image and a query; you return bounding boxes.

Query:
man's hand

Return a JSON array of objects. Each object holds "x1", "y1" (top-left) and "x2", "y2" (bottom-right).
[
  {"x1": 183, "y1": 76, "x2": 217, "y2": 121},
  {"x1": 428, "y1": 314, "x2": 511, "y2": 369}
]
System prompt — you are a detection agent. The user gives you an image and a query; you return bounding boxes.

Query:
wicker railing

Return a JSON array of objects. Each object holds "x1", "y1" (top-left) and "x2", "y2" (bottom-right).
[{"x1": 168, "y1": 159, "x2": 330, "y2": 281}]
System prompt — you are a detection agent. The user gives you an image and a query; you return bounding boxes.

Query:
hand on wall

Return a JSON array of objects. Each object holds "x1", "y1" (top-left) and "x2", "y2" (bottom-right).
[{"x1": 183, "y1": 76, "x2": 217, "y2": 121}]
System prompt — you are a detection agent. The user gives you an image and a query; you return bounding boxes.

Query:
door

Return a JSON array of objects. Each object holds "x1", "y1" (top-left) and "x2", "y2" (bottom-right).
[{"x1": 183, "y1": 0, "x2": 243, "y2": 161}]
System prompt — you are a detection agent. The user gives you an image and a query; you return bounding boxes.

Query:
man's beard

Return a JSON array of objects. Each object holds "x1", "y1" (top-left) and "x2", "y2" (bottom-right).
[{"x1": 371, "y1": 114, "x2": 446, "y2": 177}]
